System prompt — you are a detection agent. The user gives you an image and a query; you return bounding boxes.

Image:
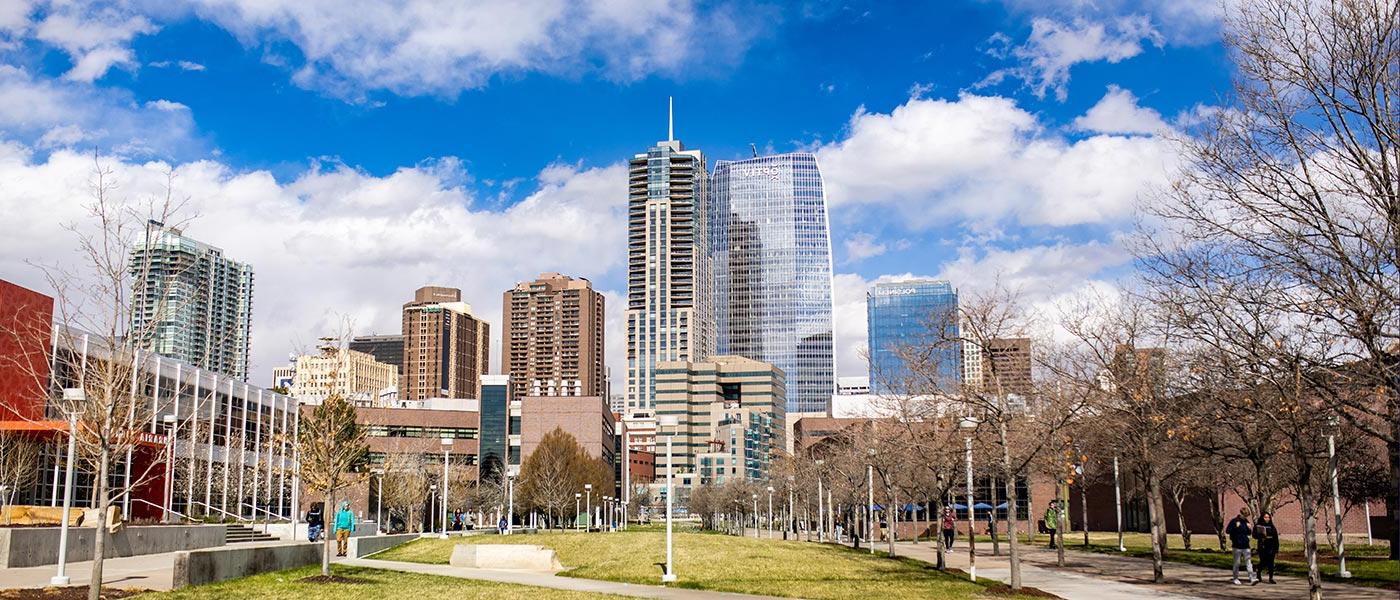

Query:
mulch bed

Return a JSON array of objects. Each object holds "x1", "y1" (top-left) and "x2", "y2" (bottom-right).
[
  {"x1": 0, "y1": 588, "x2": 141, "y2": 600},
  {"x1": 981, "y1": 582, "x2": 1059, "y2": 597},
  {"x1": 297, "y1": 575, "x2": 372, "y2": 584}
]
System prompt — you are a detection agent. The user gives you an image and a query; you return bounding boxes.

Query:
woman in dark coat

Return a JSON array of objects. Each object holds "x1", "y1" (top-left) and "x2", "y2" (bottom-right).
[{"x1": 1252, "y1": 511, "x2": 1280, "y2": 584}]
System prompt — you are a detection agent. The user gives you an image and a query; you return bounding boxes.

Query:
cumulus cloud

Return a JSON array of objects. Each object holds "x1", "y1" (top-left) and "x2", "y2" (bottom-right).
[
  {"x1": 1071, "y1": 85, "x2": 1169, "y2": 135},
  {"x1": 34, "y1": 7, "x2": 157, "y2": 81},
  {"x1": 996, "y1": 0, "x2": 1223, "y2": 45},
  {"x1": 842, "y1": 232, "x2": 887, "y2": 263},
  {"x1": 981, "y1": 16, "x2": 1162, "y2": 101},
  {"x1": 186, "y1": 0, "x2": 763, "y2": 99},
  {"x1": 0, "y1": 65, "x2": 203, "y2": 158},
  {"x1": 0, "y1": 146, "x2": 630, "y2": 389},
  {"x1": 815, "y1": 93, "x2": 1178, "y2": 230}
]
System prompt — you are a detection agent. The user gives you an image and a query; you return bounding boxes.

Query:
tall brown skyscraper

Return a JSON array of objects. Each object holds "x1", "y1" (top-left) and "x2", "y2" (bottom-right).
[
  {"x1": 402, "y1": 285, "x2": 490, "y2": 400},
  {"x1": 502, "y1": 273, "x2": 606, "y2": 399},
  {"x1": 965, "y1": 337, "x2": 1033, "y2": 397}
]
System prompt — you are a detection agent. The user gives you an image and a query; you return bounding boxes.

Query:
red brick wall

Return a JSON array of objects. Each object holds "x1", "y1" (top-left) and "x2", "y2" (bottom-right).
[{"x1": 0, "y1": 279, "x2": 53, "y2": 422}]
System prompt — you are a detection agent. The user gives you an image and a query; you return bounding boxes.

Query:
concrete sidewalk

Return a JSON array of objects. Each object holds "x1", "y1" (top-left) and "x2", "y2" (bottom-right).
[
  {"x1": 344, "y1": 557, "x2": 786, "y2": 599},
  {"x1": 896, "y1": 540, "x2": 1396, "y2": 600},
  {"x1": 0, "y1": 539, "x2": 300, "y2": 592}
]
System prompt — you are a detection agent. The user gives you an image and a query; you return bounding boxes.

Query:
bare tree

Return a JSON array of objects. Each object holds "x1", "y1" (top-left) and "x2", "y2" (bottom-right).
[
  {"x1": 379, "y1": 449, "x2": 429, "y2": 533},
  {"x1": 0, "y1": 431, "x2": 42, "y2": 523},
  {"x1": 297, "y1": 393, "x2": 368, "y2": 576},
  {"x1": 1143, "y1": 0, "x2": 1400, "y2": 560}
]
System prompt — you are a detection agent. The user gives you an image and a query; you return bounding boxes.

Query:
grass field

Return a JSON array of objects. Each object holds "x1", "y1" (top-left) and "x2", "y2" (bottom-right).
[
  {"x1": 373, "y1": 529, "x2": 1045, "y2": 599},
  {"x1": 127, "y1": 565, "x2": 626, "y2": 600}
]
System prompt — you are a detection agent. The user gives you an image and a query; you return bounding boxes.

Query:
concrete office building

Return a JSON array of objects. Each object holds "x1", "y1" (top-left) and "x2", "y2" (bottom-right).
[
  {"x1": 271, "y1": 365, "x2": 295, "y2": 390},
  {"x1": 128, "y1": 223, "x2": 254, "y2": 381},
  {"x1": 654, "y1": 355, "x2": 785, "y2": 486},
  {"x1": 502, "y1": 273, "x2": 606, "y2": 399},
  {"x1": 289, "y1": 345, "x2": 399, "y2": 405},
  {"x1": 625, "y1": 102, "x2": 715, "y2": 412},
  {"x1": 965, "y1": 337, "x2": 1033, "y2": 398},
  {"x1": 866, "y1": 279, "x2": 960, "y2": 393},
  {"x1": 401, "y1": 286, "x2": 489, "y2": 400},
  {"x1": 349, "y1": 334, "x2": 405, "y2": 376},
  {"x1": 712, "y1": 152, "x2": 835, "y2": 415}
]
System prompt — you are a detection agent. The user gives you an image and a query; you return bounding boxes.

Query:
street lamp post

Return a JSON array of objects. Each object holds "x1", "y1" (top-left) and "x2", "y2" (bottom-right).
[
  {"x1": 585, "y1": 484, "x2": 593, "y2": 531},
  {"x1": 575, "y1": 493, "x2": 582, "y2": 530},
  {"x1": 1327, "y1": 419, "x2": 1352, "y2": 578},
  {"x1": 1113, "y1": 456, "x2": 1124, "y2": 551},
  {"x1": 507, "y1": 473, "x2": 515, "y2": 535},
  {"x1": 815, "y1": 459, "x2": 825, "y2": 543},
  {"x1": 752, "y1": 493, "x2": 759, "y2": 539},
  {"x1": 162, "y1": 414, "x2": 176, "y2": 522},
  {"x1": 867, "y1": 448, "x2": 876, "y2": 555},
  {"x1": 960, "y1": 416, "x2": 978, "y2": 581},
  {"x1": 767, "y1": 486, "x2": 774, "y2": 540},
  {"x1": 52, "y1": 403, "x2": 80, "y2": 586},
  {"x1": 659, "y1": 414, "x2": 678, "y2": 583},
  {"x1": 441, "y1": 438, "x2": 452, "y2": 538},
  {"x1": 786, "y1": 476, "x2": 795, "y2": 540},
  {"x1": 371, "y1": 468, "x2": 385, "y2": 534},
  {"x1": 429, "y1": 484, "x2": 438, "y2": 534}
]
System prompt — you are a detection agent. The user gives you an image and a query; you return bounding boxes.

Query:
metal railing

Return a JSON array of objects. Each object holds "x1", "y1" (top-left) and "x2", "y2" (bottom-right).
[
  {"x1": 130, "y1": 498, "x2": 193, "y2": 523},
  {"x1": 241, "y1": 502, "x2": 290, "y2": 522},
  {"x1": 189, "y1": 500, "x2": 247, "y2": 523}
]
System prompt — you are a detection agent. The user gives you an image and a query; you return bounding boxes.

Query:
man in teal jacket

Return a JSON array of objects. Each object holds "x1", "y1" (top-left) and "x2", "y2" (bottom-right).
[{"x1": 334, "y1": 501, "x2": 355, "y2": 557}]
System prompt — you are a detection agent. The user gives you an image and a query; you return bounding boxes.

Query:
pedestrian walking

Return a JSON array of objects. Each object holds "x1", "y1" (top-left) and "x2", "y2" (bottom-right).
[
  {"x1": 498, "y1": 515, "x2": 509, "y2": 535},
  {"x1": 306, "y1": 502, "x2": 324, "y2": 542},
  {"x1": 1044, "y1": 501, "x2": 1061, "y2": 548},
  {"x1": 941, "y1": 507, "x2": 956, "y2": 549},
  {"x1": 1225, "y1": 507, "x2": 1257, "y2": 585},
  {"x1": 1252, "y1": 511, "x2": 1279, "y2": 585},
  {"x1": 334, "y1": 500, "x2": 354, "y2": 557}
]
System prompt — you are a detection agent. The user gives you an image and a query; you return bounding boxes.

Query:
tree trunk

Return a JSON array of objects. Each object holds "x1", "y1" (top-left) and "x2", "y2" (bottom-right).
[
  {"x1": 1209, "y1": 490, "x2": 1227, "y2": 551},
  {"x1": 1145, "y1": 468, "x2": 1167, "y2": 583},
  {"x1": 1080, "y1": 481, "x2": 1089, "y2": 547},
  {"x1": 934, "y1": 498, "x2": 946, "y2": 570},
  {"x1": 1055, "y1": 481, "x2": 1066, "y2": 567},
  {"x1": 87, "y1": 449, "x2": 111, "y2": 600},
  {"x1": 1389, "y1": 407, "x2": 1399, "y2": 560},
  {"x1": 1025, "y1": 480, "x2": 1035, "y2": 544},
  {"x1": 1173, "y1": 494, "x2": 1192, "y2": 551},
  {"x1": 322, "y1": 491, "x2": 334, "y2": 577},
  {"x1": 1300, "y1": 482, "x2": 1322, "y2": 600},
  {"x1": 1002, "y1": 437, "x2": 1022, "y2": 590}
]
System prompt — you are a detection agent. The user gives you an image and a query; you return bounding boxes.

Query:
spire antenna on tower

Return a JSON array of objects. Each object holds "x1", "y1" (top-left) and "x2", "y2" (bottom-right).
[{"x1": 668, "y1": 96, "x2": 674, "y2": 141}]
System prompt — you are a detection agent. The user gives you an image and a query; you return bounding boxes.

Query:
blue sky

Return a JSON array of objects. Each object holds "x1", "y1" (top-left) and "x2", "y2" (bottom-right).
[{"x1": 0, "y1": 0, "x2": 1234, "y2": 388}]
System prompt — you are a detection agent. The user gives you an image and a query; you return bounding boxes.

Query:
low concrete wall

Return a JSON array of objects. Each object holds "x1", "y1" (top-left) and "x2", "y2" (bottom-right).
[
  {"x1": 172, "y1": 542, "x2": 324, "y2": 589},
  {"x1": 449, "y1": 543, "x2": 562, "y2": 571},
  {"x1": 348, "y1": 533, "x2": 418, "y2": 558},
  {"x1": 263, "y1": 521, "x2": 377, "y2": 542},
  {"x1": 0, "y1": 524, "x2": 226, "y2": 568}
]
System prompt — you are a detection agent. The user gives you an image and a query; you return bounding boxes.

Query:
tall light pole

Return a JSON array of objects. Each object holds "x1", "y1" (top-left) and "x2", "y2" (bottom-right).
[
  {"x1": 659, "y1": 414, "x2": 678, "y2": 583},
  {"x1": 1113, "y1": 456, "x2": 1124, "y2": 552},
  {"x1": 815, "y1": 459, "x2": 825, "y2": 543},
  {"x1": 786, "y1": 476, "x2": 795, "y2": 540},
  {"x1": 585, "y1": 483, "x2": 593, "y2": 531},
  {"x1": 507, "y1": 473, "x2": 515, "y2": 535},
  {"x1": 603, "y1": 496, "x2": 611, "y2": 531},
  {"x1": 371, "y1": 468, "x2": 384, "y2": 534},
  {"x1": 51, "y1": 406, "x2": 79, "y2": 586},
  {"x1": 1327, "y1": 417, "x2": 1351, "y2": 577},
  {"x1": 429, "y1": 484, "x2": 438, "y2": 533},
  {"x1": 961, "y1": 416, "x2": 978, "y2": 581},
  {"x1": 441, "y1": 438, "x2": 452, "y2": 538},
  {"x1": 752, "y1": 493, "x2": 759, "y2": 538},
  {"x1": 575, "y1": 493, "x2": 582, "y2": 530},
  {"x1": 767, "y1": 486, "x2": 774, "y2": 540},
  {"x1": 162, "y1": 414, "x2": 176, "y2": 522},
  {"x1": 867, "y1": 448, "x2": 876, "y2": 555}
]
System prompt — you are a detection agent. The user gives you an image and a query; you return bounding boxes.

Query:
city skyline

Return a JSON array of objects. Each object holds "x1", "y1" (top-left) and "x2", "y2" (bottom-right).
[{"x1": 0, "y1": 1, "x2": 1225, "y2": 393}]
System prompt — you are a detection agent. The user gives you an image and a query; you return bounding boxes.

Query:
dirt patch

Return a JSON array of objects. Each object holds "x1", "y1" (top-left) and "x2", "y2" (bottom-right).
[
  {"x1": 297, "y1": 575, "x2": 373, "y2": 585},
  {"x1": 980, "y1": 582, "x2": 1059, "y2": 597},
  {"x1": 0, "y1": 588, "x2": 141, "y2": 600}
]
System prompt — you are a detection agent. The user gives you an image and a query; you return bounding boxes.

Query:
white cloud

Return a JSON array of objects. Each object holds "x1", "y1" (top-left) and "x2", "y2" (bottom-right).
[
  {"x1": 981, "y1": 16, "x2": 1162, "y2": 101},
  {"x1": 0, "y1": 65, "x2": 202, "y2": 158},
  {"x1": 34, "y1": 8, "x2": 157, "y2": 81},
  {"x1": 816, "y1": 93, "x2": 1178, "y2": 230},
  {"x1": 177, "y1": 60, "x2": 206, "y2": 71},
  {"x1": 0, "y1": 146, "x2": 630, "y2": 389},
  {"x1": 996, "y1": 0, "x2": 1223, "y2": 46},
  {"x1": 842, "y1": 232, "x2": 887, "y2": 263},
  {"x1": 186, "y1": 0, "x2": 762, "y2": 99},
  {"x1": 1072, "y1": 85, "x2": 1169, "y2": 135}
]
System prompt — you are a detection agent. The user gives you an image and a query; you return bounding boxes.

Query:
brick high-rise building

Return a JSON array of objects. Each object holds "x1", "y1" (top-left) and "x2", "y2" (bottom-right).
[
  {"x1": 966, "y1": 337, "x2": 1033, "y2": 397},
  {"x1": 401, "y1": 286, "x2": 489, "y2": 400},
  {"x1": 502, "y1": 273, "x2": 606, "y2": 399}
]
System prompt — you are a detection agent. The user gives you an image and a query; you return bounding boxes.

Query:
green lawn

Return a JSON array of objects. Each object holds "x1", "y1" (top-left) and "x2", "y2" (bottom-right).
[
  {"x1": 127, "y1": 565, "x2": 626, "y2": 600},
  {"x1": 1051, "y1": 532, "x2": 1397, "y2": 590},
  {"x1": 373, "y1": 530, "x2": 1043, "y2": 599}
]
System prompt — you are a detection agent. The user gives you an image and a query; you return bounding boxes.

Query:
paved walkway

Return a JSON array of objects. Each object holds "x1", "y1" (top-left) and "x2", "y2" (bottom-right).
[
  {"x1": 894, "y1": 540, "x2": 1396, "y2": 600},
  {"x1": 0, "y1": 539, "x2": 296, "y2": 592},
  {"x1": 344, "y1": 557, "x2": 785, "y2": 599}
]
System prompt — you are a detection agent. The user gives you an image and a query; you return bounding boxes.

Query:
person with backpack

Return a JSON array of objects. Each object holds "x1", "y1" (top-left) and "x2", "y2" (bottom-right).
[
  {"x1": 306, "y1": 503, "x2": 324, "y2": 542},
  {"x1": 1252, "y1": 511, "x2": 1279, "y2": 585},
  {"x1": 1225, "y1": 507, "x2": 1257, "y2": 585},
  {"x1": 1044, "y1": 500, "x2": 1062, "y2": 548},
  {"x1": 941, "y1": 507, "x2": 956, "y2": 550}
]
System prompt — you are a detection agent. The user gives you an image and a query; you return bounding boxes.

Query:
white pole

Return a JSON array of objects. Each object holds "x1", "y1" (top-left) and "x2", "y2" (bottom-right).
[
  {"x1": 441, "y1": 447, "x2": 449, "y2": 538},
  {"x1": 1364, "y1": 502, "x2": 1373, "y2": 545},
  {"x1": 586, "y1": 485, "x2": 592, "y2": 531},
  {"x1": 1329, "y1": 434, "x2": 1351, "y2": 577},
  {"x1": 817, "y1": 476, "x2": 824, "y2": 543},
  {"x1": 1113, "y1": 456, "x2": 1124, "y2": 551},
  {"x1": 768, "y1": 488, "x2": 773, "y2": 539},
  {"x1": 507, "y1": 475, "x2": 515, "y2": 535},
  {"x1": 376, "y1": 473, "x2": 383, "y2": 534},
  {"x1": 662, "y1": 432, "x2": 676, "y2": 583},
  {"x1": 965, "y1": 436, "x2": 975, "y2": 581},
  {"x1": 867, "y1": 465, "x2": 874, "y2": 554},
  {"x1": 51, "y1": 411, "x2": 78, "y2": 585}
]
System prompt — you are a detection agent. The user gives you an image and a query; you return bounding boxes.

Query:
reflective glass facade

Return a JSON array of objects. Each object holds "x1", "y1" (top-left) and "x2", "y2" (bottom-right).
[
  {"x1": 712, "y1": 153, "x2": 835, "y2": 414},
  {"x1": 866, "y1": 280, "x2": 960, "y2": 393},
  {"x1": 479, "y1": 377, "x2": 510, "y2": 482}
]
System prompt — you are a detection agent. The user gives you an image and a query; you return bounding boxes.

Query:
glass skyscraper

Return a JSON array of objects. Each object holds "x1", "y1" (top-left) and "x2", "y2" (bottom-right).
[
  {"x1": 129, "y1": 223, "x2": 254, "y2": 380},
  {"x1": 712, "y1": 152, "x2": 835, "y2": 414},
  {"x1": 866, "y1": 279, "x2": 960, "y2": 394}
]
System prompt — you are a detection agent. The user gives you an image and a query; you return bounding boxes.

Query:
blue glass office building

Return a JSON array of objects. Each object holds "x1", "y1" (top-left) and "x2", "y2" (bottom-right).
[
  {"x1": 866, "y1": 280, "x2": 960, "y2": 393},
  {"x1": 712, "y1": 152, "x2": 835, "y2": 414}
]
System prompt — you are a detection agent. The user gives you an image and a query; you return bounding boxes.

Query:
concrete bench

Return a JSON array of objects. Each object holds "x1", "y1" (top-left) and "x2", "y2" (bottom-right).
[{"x1": 449, "y1": 543, "x2": 563, "y2": 571}]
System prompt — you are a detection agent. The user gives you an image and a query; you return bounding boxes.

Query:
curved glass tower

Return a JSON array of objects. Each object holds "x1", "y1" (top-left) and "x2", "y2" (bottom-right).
[{"x1": 712, "y1": 152, "x2": 835, "y2": 414}]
